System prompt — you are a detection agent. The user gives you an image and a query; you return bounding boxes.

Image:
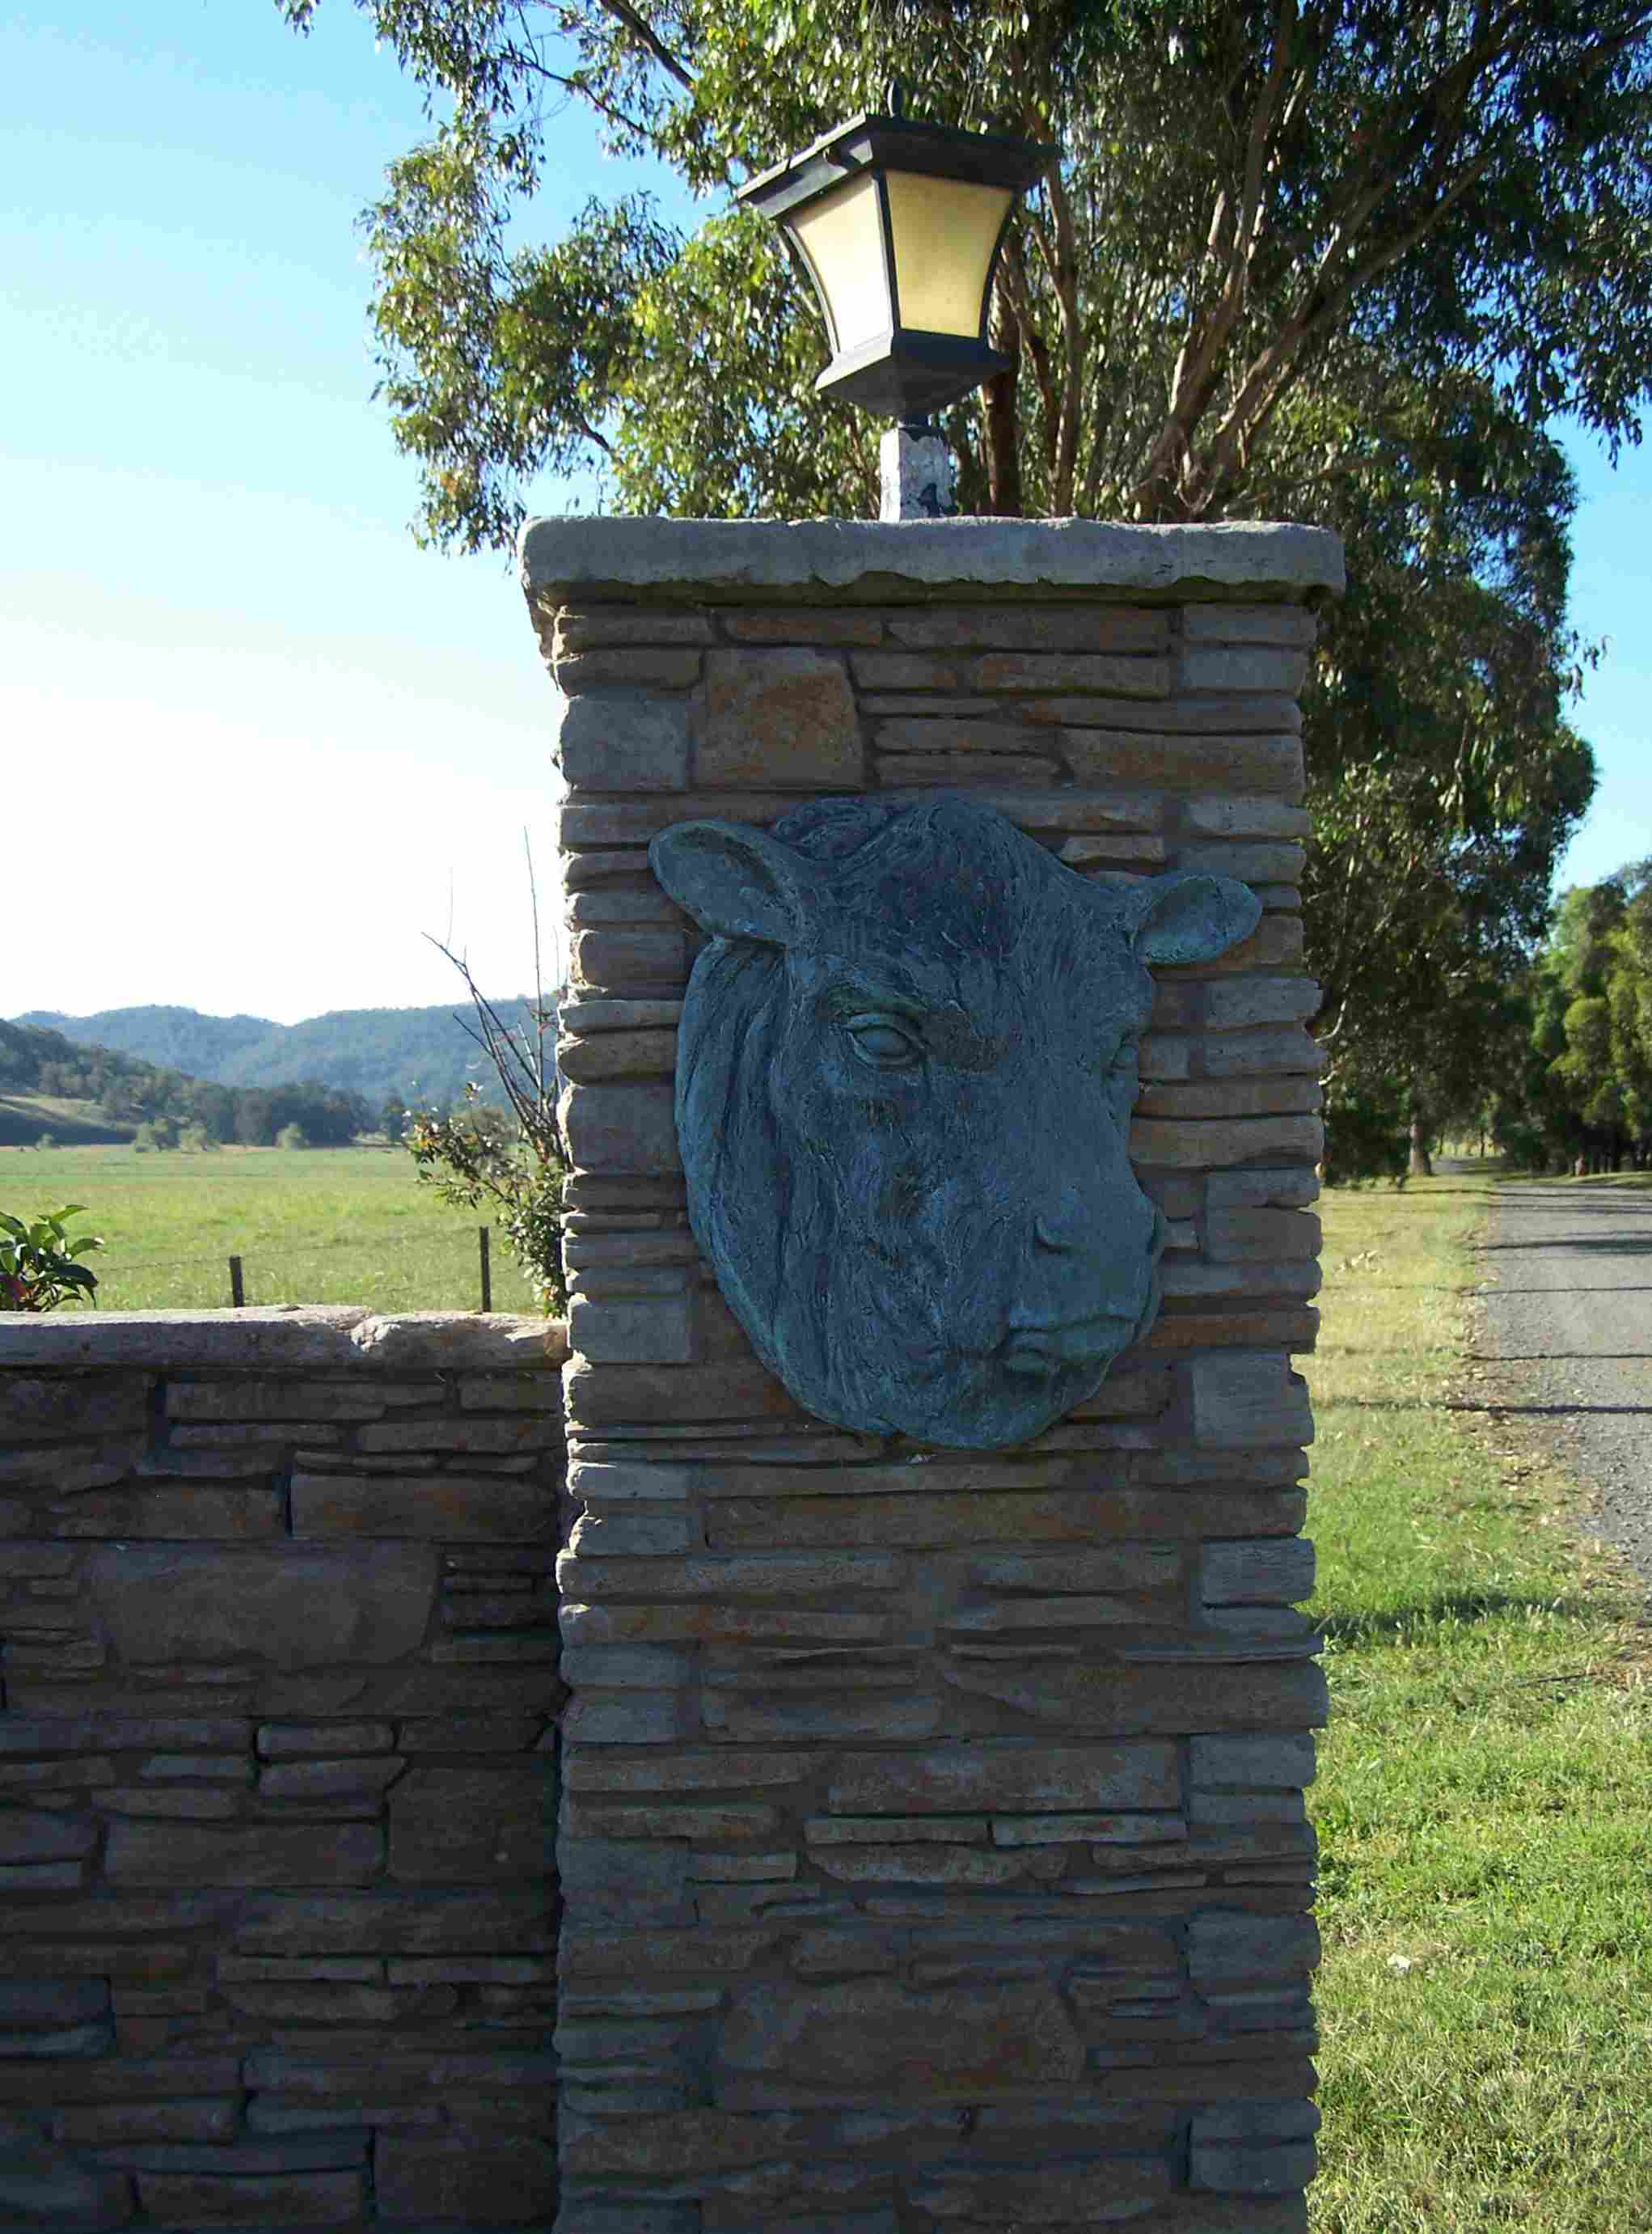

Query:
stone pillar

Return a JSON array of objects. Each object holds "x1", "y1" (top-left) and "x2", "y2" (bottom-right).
[{"x1": 523, "y1": 516, "x2": 1342, "y2": 2234}]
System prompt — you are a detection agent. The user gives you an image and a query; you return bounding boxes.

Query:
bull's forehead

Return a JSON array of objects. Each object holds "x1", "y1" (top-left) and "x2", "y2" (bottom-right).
[
  {"x1": 784, "y1": 796, "x2": 1157, "y2": 1046},
  {"x1": 809, "y1": 882, "x2": 1151, "y2": 1043},
  {"x1": 819, "y1": 796, "x2": 1061, "y2": 956}
]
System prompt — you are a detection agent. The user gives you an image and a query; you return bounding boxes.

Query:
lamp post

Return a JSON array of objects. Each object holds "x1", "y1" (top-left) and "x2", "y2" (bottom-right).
[{"x1": 737, "y1": 86, "x2": 1058, "y2": 521}]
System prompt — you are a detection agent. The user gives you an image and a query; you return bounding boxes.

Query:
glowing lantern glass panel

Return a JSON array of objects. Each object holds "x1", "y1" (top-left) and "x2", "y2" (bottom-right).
[
  {"x1": 738, "y1": 100, "x2": 1057, "y2": 423},
  {"x1": 788, "y1": 175, "x2": 889, "y2": 358},
  {"x1": 887, "y1": 174, "x2": 1014, "y2": 337}
]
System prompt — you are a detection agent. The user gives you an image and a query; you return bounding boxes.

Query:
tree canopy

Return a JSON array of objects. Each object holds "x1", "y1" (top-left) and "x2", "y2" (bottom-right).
[
  {"x1": 281, "y1": 0, "x2": 1652, "y2": 536},
  {"x1": 277, "y1": 0, "x2": 1647, "y2": 1135},
  {"x1": 1505, "y1": 863, "x2": 1652, "y2": 1168}
]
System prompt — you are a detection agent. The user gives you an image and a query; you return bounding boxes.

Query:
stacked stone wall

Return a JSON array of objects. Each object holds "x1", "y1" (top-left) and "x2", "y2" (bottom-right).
[
  {"x1": 526, "y1": 515, "x2": 1341, "y2": 2234},
  {"x1": 0, "y1": 1308, "x2": 566, "y2": 2232}
]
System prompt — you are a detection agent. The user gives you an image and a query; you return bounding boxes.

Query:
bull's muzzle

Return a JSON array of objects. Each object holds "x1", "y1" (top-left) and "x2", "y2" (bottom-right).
[{"x1": 1000, "y1": 1310, "x2": 1139, "y2": 1377}]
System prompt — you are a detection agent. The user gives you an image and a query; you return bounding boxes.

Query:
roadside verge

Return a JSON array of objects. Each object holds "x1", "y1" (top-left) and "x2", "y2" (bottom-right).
[{"x1": 1306, "y1": 1171, "x2": 1651, "y2": 2232}]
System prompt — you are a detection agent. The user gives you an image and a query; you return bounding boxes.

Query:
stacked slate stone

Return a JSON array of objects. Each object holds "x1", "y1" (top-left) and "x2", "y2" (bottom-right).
[
  {"x1": 531, "y1": 518, "x2": 1341, "y2": 2234},
  {"x1": 0, "y1": 1310, "x2": 564, "y2": 2232}
]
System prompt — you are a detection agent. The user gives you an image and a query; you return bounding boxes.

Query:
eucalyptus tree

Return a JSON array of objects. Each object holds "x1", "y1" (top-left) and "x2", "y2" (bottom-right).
[
  {"x1": 1523, "y1": 866, "x2": 1652, "y2": 1167},
  {"x1": 277, "y1": 0, "x2": 1646, "y2": 1132},
  {"x1": 279, "y1": 0, "x2": 1652, "y2": 536}
]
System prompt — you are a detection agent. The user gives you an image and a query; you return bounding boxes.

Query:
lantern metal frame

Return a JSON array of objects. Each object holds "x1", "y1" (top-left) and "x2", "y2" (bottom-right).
[{"x1": 737, "y1": 96, "x2": 1058, "y2": 425}]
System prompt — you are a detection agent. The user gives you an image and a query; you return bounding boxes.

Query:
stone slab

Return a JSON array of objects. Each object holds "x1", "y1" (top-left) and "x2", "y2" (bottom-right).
[
  {"x1": 0, "y1": 1311, "x2": 564, "y2": 1369},
  {"x1": 556, "y1": 689, "x2": 691, "y2": 790},
  {"x1": 520, "y1": 518, "x2": 1345, "y2": 601},
  {"x1": 826, "y1": 1744, "x2": 1176, "y2": 1813},
  {"x1": 85, "y1": 1545, "x2": 437, "y2": 1668},
  {"x1": 105, "y1": 1821, "x2": 384, "y2": 1887},
  {"x1": 719, "y1": 1978, "x2": 1082, "y2": 2091},
  {"x1": 290, "y1": 1472, "x2": 556, "y2": 1541},
  {"x1": 699, "y1": 647, "x2": 862, "y2": 788}
]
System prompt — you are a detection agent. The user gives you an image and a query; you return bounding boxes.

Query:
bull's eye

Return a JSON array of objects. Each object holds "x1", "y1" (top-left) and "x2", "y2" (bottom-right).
[{"x1": 844, "y1": 1012, "x2": 923, "y2": 1069}]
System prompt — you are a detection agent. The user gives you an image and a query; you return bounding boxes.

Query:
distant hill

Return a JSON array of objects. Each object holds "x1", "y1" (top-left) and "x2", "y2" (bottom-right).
[
  {"x1": 0, "y1": 1017, "x2": 373, "y2": 1149},
  {"x1": 0, "y1": 1091, "x2": 134, "y2": 1149},
  {"x1": 15, "y1": 1001, "x2": 551, "y2": 1112},
  {"x1": 17, "y1": 1005, "x2": 275, "y2": 1080}
]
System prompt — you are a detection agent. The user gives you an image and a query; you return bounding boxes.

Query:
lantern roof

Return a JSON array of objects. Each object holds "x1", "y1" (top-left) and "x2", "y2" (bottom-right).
[{"x1": 738, "y1": 104, "x2": 1058, "y2": 223}]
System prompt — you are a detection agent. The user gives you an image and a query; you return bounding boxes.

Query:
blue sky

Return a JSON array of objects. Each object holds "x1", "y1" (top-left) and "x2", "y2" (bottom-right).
[{"x1": 4, "y1": 5, "x2": 1649, "y2": 1027}]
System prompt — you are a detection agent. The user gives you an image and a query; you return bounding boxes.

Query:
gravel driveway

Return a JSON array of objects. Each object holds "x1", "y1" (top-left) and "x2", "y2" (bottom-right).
[{"x1": 1472, "y1": 1174, "x2": 1652, "y2": 1593}]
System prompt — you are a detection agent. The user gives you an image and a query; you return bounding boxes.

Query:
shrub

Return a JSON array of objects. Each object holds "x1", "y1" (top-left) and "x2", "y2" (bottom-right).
[
  {"x1": 35, "y1": 1133, "x2": 56, "y2": 1151},
  {"x1": 276, "y1": 1123, "x2": 310, "y2": 1151},
  {"x1": 0, "y1": 1204, "x2": 104, "y2": 1311},
  {"x1": 408, "y1": 849, "x2": 568, "y2": 1315},
  {"x1": 406, "y1": 1090, "x2": 567, "y2": 1315}
]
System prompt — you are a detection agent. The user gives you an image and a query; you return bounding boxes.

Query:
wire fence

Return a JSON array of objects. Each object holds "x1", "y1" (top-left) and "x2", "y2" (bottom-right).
[{"x1": 93, "y1": 1225, "x2": 541, "y2": 1317}]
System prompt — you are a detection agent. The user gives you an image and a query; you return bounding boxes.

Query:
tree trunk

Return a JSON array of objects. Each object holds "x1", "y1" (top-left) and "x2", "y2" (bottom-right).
[
  {"x1": 1409, "y1": 1111, "x2": 1433, "y2": 1178},
  {"x1": 982, "y1": 316, "x2": 1024, "y2": 517}
]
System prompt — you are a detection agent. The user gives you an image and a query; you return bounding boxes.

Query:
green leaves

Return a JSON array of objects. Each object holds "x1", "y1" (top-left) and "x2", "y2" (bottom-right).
[
  {"x1": 1519, "y1": 864, "x2": 1652, "y2": 1161},
  {"x1": 405, "y1": 1092, "x2": 568, "y2": 1314},
  {"x1": 0, "y1": 1204, "x2": 105, "y2": 1314}
]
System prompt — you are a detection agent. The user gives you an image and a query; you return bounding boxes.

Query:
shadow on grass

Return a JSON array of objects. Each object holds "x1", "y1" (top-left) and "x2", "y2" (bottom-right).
[
  {"x1": 1477, "y1": 1285, "x2": 1652, "y2": 1295},
  {"x1": 1317, "y1": 1585, "x2": 1586, "y2": 1648},
  {"x1": 1479, "y1": 1237, "x2": 1652, "y2": 1257},
  {"x1": 1467, "y1": 1352, "x2": 1652, "y2": 1363},
  {"x1": 1314, "y1": 1392, "x2": 1615, "y2": 1412},
  {"x1": 1456, "y1": 1398, "x2": 1652, "y2": 1419},
  {"x1": 1325, "y1": 1185, "x2": 1499, "y2": 1199},
  {"x1": 1473, "y1": 1188, "x2": 1652, "y2": 1206}
]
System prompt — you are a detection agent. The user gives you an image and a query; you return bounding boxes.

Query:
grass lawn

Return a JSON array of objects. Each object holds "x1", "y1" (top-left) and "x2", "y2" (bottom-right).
[
  {"x1": 0, "y1": 1142, "x2": 542, "y2": 1314},
  {"x1": 1308, "y1": 1170, "x2": 1652, "y2": 2231}
]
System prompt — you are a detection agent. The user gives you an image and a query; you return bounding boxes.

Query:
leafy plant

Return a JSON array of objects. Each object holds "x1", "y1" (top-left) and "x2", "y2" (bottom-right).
[
  {"x1": 406, "y1": 836, "x2": 568, "y2": 1316},
  {"x1": 405, "y1": 1088, "x2": 568, "y2": 1315},
  {"x1": 0, "y1": 1204, "x2": 105, "y2": 1312}
]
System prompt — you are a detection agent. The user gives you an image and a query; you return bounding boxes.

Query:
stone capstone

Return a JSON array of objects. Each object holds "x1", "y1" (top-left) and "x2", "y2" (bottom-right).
[
  {"x1": 0, "y1": 1310, "x2": 564, "y2": 1369},
  {"x1": 519, "y1": 516, "x2": 1346, "y2": 602}
]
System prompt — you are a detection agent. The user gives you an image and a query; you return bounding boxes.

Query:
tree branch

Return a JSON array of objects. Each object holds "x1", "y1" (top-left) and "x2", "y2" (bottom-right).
[
  {"x1": 590, "y1": 0, "x2": 695, "y2": 91},
  {"x1": 537, "y1": 63, "x2": 654, "y2": 142},
  {"x1": 1046, "y1": 166, "x2": 1084, "y2": 513}
]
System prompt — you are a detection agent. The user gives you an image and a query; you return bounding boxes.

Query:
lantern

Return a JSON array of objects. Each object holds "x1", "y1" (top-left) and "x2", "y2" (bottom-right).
[{"x1": 737, "y1": 86, "x2": 1058, "y2": 425}]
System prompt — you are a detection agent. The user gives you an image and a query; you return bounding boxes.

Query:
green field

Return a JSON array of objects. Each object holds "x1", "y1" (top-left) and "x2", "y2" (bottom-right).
[
  {"x1": 0, "y1": 1142, "x2": 540, "y2": 1314},
  {"x1": 1306, "y1": 1173, "x2": 1651, "y2": 2231}
]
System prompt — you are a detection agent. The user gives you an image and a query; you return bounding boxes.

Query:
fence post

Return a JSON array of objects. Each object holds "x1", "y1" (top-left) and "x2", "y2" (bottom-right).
[
  {"x1": 227, "y1": 1255, "x2": 244, "y2": 1309},
  {"x1": 478, "y1": 1226, "x2": 492, "y2": 1314}
]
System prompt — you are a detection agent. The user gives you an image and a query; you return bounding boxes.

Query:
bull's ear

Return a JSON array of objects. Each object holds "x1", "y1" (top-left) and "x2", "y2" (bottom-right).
[
  {"x1": 1117, "y1": 871, "x2": 1261, "y2": 965},
  {"x1": 649, "y1": 820, "x2": 822, "y2": 947}
]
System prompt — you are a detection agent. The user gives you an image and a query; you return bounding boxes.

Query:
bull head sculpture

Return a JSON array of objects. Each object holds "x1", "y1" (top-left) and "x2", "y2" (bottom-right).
[{"x1": 650, "y1": 793, "x2": 1260, "y2": 1448}]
